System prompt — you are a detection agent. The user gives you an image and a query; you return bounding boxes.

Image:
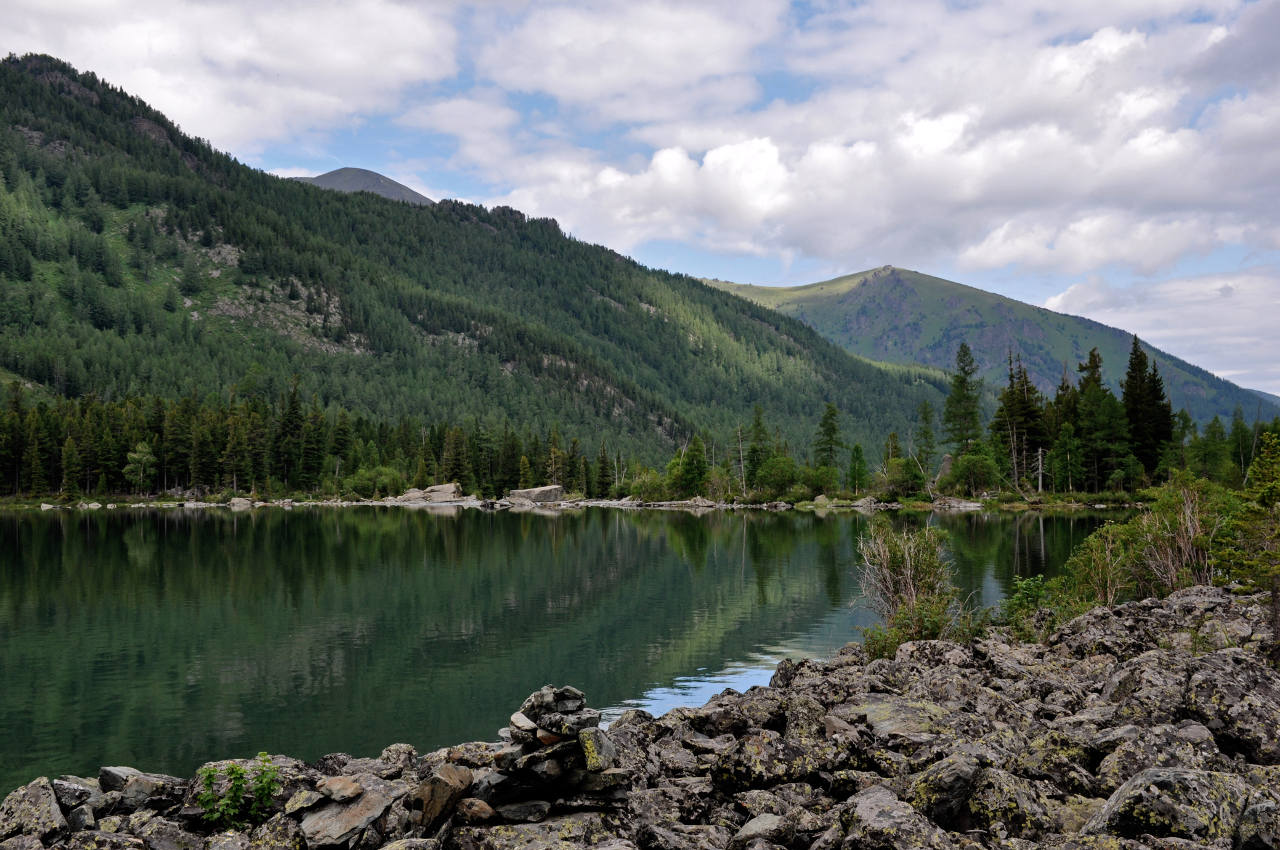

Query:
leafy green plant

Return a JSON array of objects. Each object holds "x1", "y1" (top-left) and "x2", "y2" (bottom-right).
[{"x1": 196, "y1": 752, "x2": 282, "y2": 830}]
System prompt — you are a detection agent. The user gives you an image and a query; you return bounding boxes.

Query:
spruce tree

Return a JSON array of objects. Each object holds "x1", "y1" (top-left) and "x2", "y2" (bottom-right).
[
  {"x1": 813, "y1": 403, "x2": 843, "y2": 469},
  {"x1": 61, "y1": 436, "x2": 81, "y2": 495},
  {"x1": 942, "y1": 342, "x2": 982, "y2": 453},
  {"x1": 848, "y1": 444, "x2": 869, "y2": 493}
]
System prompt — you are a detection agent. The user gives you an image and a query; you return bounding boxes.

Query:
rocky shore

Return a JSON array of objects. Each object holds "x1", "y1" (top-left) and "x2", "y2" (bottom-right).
[{"x1": 4, "y1": 586, "x2": 1278, "y2": 850}]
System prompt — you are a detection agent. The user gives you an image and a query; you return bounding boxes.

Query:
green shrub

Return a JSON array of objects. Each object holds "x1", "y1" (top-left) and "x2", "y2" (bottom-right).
[{"x1": 196, "y1": 752, "x2": 282, "y2": 830}]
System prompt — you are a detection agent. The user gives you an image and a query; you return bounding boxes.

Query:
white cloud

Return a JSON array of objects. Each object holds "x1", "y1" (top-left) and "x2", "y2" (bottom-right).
[
  {"x1": 7, "y1": 0, "x2": 458, "y2": 153},
  {"x1": 1045, "y1": 269, "x2": 1280, "y2": 393}
]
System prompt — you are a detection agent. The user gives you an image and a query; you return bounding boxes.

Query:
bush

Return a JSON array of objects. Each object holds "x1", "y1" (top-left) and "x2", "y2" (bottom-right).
[
  {"x1": 629, "y1": 468, "x2": 667, "y2": 502},
  {"x1": 857, "y1": 522, "x2": 976, "y2": 658},
  {"x1": 196, "y1": 752, "x2": 281, "y2": 830}
]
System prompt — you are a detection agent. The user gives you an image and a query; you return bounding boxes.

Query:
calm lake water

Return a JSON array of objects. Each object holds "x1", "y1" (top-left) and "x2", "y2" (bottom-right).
[{"x1": 0, "y1": 506, "x2": 1106, "y2": 792}]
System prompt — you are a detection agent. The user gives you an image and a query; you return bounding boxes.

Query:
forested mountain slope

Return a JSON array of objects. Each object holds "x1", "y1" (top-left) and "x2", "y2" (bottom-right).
[
  {"x1": 0, "y1": 55, "x2": 944, "y2": 461},
  {"x1": 715, "y1": 265, "x2": 1276, "y2": 425}
]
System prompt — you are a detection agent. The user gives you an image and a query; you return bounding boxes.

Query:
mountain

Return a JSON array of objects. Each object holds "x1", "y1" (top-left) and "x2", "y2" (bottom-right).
[
  {"x1": 292, "y1": 167, "x2": 433, "y2": 205},
  {"x1": 0, "y1": 55, "x2": 944, "y2": 461},
  {"x1": 713, "y1": 265, "x2": 1278, "y2": 425}
]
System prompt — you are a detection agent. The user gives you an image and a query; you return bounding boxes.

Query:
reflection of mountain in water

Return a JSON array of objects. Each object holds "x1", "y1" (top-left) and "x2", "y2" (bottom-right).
[{"x1": 0, "y1": 507, "x2": 1108, "y2": 791}]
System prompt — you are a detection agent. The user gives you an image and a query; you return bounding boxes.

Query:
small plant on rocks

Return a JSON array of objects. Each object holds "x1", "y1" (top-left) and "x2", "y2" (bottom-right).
[{"x1": 196, "y1": 752, "x2": 282, "y2": 830}]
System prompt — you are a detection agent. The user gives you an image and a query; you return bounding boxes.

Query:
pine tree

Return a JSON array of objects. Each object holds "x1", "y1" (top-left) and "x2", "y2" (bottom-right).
[
  {"x1": 942, "y1": 342, "x2": 983, "y2": 453},
  {"x1": 848, "y1": 444, "x2": 869, "y2": 493},
  {"x1": 745, "y1": 405, "x2": 772, "y2": 489},
  {"x1": 61, "y1": 436, "x2": 81, "y2": 496},
  {"x1": 595, "y1": 441, "x2": 611, "y2": 498},
  {"x1": 912, "y1": 400, "x2": 937, "y2": 484},
  {"x1": 813, "y1": 403, "x2": 843, "y2": 469},
  {"x1": 672, "y1": 435, "x2": 709, "y2": 497},
  {"x1": 21, "y1": 411, "x2": 44, "y2": 494},
  {"x1": 518, "y1": 455, "x2": 533, "y2": 489}
]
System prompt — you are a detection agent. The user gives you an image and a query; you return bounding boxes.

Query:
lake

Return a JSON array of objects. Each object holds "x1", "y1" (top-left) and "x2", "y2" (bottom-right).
[{"x1": 0, "y1": 506, "x2": 1107, "y2": 792}]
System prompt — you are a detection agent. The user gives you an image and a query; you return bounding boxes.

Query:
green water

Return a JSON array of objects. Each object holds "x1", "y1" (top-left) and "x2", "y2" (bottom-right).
[{"x1": 0, "y1": 506, "x2": 1105, "y2": 791}]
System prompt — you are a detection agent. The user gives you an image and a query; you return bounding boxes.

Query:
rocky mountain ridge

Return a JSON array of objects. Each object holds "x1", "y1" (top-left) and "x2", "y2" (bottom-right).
[{"x1": 2, "y1": 586, "x2": 1278, "y2": 849}]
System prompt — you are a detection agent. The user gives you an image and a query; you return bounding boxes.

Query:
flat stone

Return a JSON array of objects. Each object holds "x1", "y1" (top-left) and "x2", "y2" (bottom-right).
[
  {"x1": 249, "y1": 812, "x2": 304, "y2": 850},
  {"x1": 730, "y1": 813, "x2": 793, "y2": 849},
  {"x1": 97, "y1": 767, "x2": 141, "y2": 793},
  {"x1": 317, "y1": 775, "x2": 363, "y2": 802},
  {"x1": 60, "y1": 832, "x2": 145, "y2": 849},
  {"x1": 284, "y1": 789, "x2": 325, "y2": 815},
  {"x1": 495, "y1": 799, "x2": 551, "y2": 823},
  {"x1": 0, "y1": 777, "x2": 68, "y2": 842},
  {"x1": 52, "y1": 776, "x2": 100, "y2": 810}
]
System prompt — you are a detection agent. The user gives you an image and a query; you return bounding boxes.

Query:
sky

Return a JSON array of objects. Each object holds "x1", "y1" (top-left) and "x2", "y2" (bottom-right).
[{"x1": 8, "y1": 0, "x2": 1280, "y2": 393}]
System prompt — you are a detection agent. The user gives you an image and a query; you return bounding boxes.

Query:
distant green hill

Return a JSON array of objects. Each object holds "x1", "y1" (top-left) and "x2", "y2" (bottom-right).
[
  {"x1": 713, "y1": 266, "x2": 1277, "y2": 425},
  {"x1": 292, "y1": 167, "x2": 433, "y2": 205},
  {"x1": 0, "y1": 55, "x2": 944, "y2": 461}
]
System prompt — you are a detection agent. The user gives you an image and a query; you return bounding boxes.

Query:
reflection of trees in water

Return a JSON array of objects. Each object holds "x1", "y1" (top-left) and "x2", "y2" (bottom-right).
[{"x1": 0, "y1": 507, "x2": 844, "y2": 793}]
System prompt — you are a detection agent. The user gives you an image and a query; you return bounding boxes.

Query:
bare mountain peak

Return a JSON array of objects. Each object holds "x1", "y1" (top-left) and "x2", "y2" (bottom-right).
[{"x1": 293, "y1": 167, "x2": 433, "y2": 206}]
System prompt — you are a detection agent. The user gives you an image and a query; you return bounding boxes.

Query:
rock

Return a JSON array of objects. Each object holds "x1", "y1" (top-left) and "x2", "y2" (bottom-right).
[
  {"x1": 249, "y1": 812, "x2": 303, "y2": 850},
  {"x1": 450, "y1": 812, "x2": 619, "y2": 850},
  {"x1": 228, "y1": 497, "x2": 252, "y2": 510},
  {"x1": 838, "y1": 785, "x2": 956, "y2": 849},
  {"x1": 966, "y1": 768, "x2": 1055, "y2": 838},
  {"x1": 1081, "y1": 767, "x2": 1250, "y2": 842},
  {"x1": 406, "y1": 764, "x2": 472, "y2": 829},
  {"x1": 284, "y1": 789, "x2": 325, "y2": 815},
  {"x1": 52, "y1": 776, "x2": 101, "y2": 810},
  {"x1": 300, "y1": 776, "x2": 398, "y2": 847},
  {"x1": 0, "y1": 777, "x2": 68, "y2": 842},
  {"x1": 317, "y1": 775, "x2": 364, "y2": 802},
  {"x1": 729, "y1": 813, "x2": 793, "y2": 848},
  {"x1": 495, "y1": 799, "x2": 551, "y2": 823},
  {"x1": 98, "y1": 767, "x2": 142, "y2": 793},
  {"x1": 1184, "y1": 648, "x2": 1280, "y2": 764},
  {"x1": 507, "y1": 485, "x2": 563, "y2": 503},
  {"x1": 67, "y1": 804, "x2": 96, "y2": 831},
  {"x1": 206, "y1": 832, "x2": 250, "y2": 850},
  {"x1": 909, "y1": 752, "x2": 983, "y2": 826},
  {"x1": 382, "y1": 841, "x2": 440, "y2": 850},
  {"x1": 60, "y1": 832, "x2": 145, "y2": 849},
  {"x1": 1237, "y1": 792, "x2": 1280, "y2": 850},
  {"x1": 579, "y1": 728, "x2": 617, "y2": 771},
  {"x1": 0, "y1": 837, "x2": 42, "y2": 850},
  {"x1": 456, "y1": 798, "x2": 497, "y2": 824},
  {"x1": 135, "y1": 817, "x2": 203, "y2": 850}
]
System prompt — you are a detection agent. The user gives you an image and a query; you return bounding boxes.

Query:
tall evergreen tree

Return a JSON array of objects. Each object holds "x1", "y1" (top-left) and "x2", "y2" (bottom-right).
[
  {"x1": 848, "y1": 444, "x2": 869, "y2": 493},
  {"x1": 813, "y1": 403, "x2": 843, "y2": 469},
  {"x1": 942, "y1": 342, "x2": 983, "y2": 453}
]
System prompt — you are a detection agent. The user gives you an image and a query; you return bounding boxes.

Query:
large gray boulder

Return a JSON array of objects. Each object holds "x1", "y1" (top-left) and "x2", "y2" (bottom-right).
[
  {"x1": 1081, "y1": 767, "x2": 1250, "y2": 842},
  {"x1": 0, "y1": 777, "x2": 67, "y2": 843},
  {"x1": 1184, "y1": 648, "x2": 1280, "y2": 764},
  {"x1": 507, "y1": 485, "x2": 563, "y2": 503}
]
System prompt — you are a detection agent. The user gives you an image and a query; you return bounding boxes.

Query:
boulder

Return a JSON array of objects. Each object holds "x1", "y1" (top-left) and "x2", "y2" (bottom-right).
[
  {"x1": 1081, "y1": 767, "x2": 1250, "y2": 842},
  {"x1": 300, "y1": 775, "x2": 400, "y2": 847},
  {"x1": 1184, "y1": 648, "x2": 1280, "y2": 764},
  {"x1": 134, "y1": 817, "x2": 203, "y2": 850},
  {"x1": 729, "y1": 813, "x2": 793, "y2": 848},
  {"x1": 837, "y1": 785, "x2": 956, "y2": 849},
  {"x1": 507, "y1": 485, "x2": 563, "y2": 503},
  {"x1": 228, "y1": 497, "x2": 252, "y2": 510},
  {"x1": 0, "y1": 777, "x2": 67, "y2": 842},
  {"x1": 406, "y1": 764, "x2": 472, "y2": 829},
  {"x1": 579, "y1": 728, "x2": 617, "y2": 772}
]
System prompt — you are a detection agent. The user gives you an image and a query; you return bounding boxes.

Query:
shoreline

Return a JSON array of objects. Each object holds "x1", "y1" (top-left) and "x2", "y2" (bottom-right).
[
  {"x1": 2, "y1": 586, "x2": 1275, "y2": 849},
  {"x1": 17, "y1": 494, "x2": 1136, "y2": 516}
]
